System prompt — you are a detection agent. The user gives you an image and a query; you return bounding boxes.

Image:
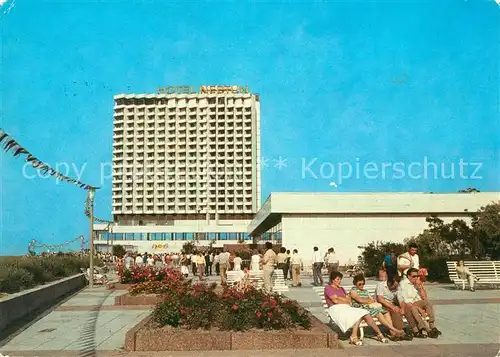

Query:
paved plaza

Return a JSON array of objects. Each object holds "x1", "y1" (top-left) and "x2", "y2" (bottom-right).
[{"x1": 1, "y1": 275, "x2": 499, "y2": 357}]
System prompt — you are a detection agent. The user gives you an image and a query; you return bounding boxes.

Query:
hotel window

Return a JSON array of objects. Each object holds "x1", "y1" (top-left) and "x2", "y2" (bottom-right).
[{"x1": 219, "y1": 233, "x2": 229, "y2": 241}]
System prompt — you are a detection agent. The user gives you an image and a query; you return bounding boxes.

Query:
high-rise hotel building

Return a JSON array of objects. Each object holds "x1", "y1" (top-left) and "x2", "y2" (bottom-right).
[{"x1": 94, "y1": 86, "x2": 261, "y2": 253}]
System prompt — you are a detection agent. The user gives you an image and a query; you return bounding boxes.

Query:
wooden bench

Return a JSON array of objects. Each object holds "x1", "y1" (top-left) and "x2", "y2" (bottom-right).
[
  {"x1": 446, "y1": 261, "x2": 500, "y2": 290},
  {"x1": 226, "y1": 270, "x2": 244, "y2": 285},
  {"x1": 313, "y1": 284, "x2": 427, "y2": 340}
]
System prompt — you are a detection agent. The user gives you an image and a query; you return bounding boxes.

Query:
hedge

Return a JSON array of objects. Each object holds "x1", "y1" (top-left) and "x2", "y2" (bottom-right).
[{"x1": 0, "y1": 255, "x2": 99, "y2": 294}]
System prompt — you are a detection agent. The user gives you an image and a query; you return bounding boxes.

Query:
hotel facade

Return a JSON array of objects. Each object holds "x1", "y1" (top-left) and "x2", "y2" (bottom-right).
[{"x1": 94, "y1": 86, "x2": 261, "y2": 253}]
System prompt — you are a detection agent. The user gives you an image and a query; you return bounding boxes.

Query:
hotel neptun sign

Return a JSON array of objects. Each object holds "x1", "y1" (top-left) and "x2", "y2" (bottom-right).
[{"x1": 157, "y1": 85, "x2": 249, "y2": 95}]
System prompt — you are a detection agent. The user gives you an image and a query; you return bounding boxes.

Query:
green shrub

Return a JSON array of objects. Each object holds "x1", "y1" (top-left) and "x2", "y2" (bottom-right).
[
  {"x1": 0, "y1": 255, "x2": 97, "y2": 294},
  {"x1": 422, "y1": 258, "x2": 450, "y2": 283},
  {"x1": 0, "y1": 267, "x2": 35, "y2": 293},
  {"x1": 360, "y1": 241, "x2": 405, "y2": 277}
]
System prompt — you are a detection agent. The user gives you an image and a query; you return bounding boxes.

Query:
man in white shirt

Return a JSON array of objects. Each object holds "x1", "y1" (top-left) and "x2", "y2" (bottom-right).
[
  {"x1": 325, "y1": 247, "x2": 339, "y2": 275},
  {"x1": 290, "y1": 249, "x2": 303, "y2": 287},
  {"x1": 124, "y1": 254, "x2": 134, "y2": 269},
  {"x1": 397, "y1": 268, "x2": 441, "y2": 339},
  {"x1": 312, "y1": 246, "x2": 324, "y2": 286},
  {"x1": 218, "y1": 250, "x2": 230, "y2": 285},
  {"x1": 397, "y1": 243, "x2": 420, "y2": 277},
  {"x1": 135, "y1": 254, "x2": 143, "y2": 267},
  {"x1": 262, "y1": 242, "x2": 277, "y2": 293}
]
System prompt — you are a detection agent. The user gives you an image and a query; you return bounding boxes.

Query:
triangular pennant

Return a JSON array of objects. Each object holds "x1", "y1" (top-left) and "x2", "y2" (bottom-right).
[
  {"x1": 26, "y1": 155, "x2": 37, "y2": 162},
  {"x1": 31, "y1": 160, "x2": 43, "y2": 168},
  {"x1": 3, "y1": 139, "x2": 16, "y2": 151},
  {"x1": 0, "y1": 133, "x2": 8, "y2": 144},
  {"x1": 13, "y1": 147, "x2": 28, "y2": 157}
]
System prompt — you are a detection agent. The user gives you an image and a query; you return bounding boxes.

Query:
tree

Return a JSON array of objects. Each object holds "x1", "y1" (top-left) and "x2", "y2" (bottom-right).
[
  {"x1": 112, "y1": 245, "x2": 126, "y2": 258},
  {"x1": 182, "y1": 242, "x2": 196, "y2": 254},
  {"x1": 458, "y1": 187, "x2": 481, "y2": 193},
  {"x1": 471, "y1": 202, "x2": 500, "y2": 259}
]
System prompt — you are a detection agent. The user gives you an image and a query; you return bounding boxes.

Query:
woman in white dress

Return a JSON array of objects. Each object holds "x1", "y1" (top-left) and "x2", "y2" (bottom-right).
[
  {"x1": 233, "y1": 253, "x2": 243, "y2": 271},
  {"x1": 324, "y1": 271, "x2": 389, "y2": 346},
  {"x1": 250, "y1": 250, "x2": 261, "y2": 271}
]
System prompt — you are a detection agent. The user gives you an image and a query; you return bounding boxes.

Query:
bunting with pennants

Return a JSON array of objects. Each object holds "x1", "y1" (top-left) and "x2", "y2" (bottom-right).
[{"x1": 0, "y1": 128, "x2": 99, "y2": 191}]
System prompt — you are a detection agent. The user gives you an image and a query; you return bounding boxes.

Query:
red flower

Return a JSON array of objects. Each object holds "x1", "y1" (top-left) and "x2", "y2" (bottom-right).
[
  {"x1": 256, "y1": 311, "x2": 262, "y2": 318},
  {"x1": 232, "y1": 304, "x2": 239, "y2": 311},
  {"x1": 267, "y1": 312, "x2": 273, "y2": 317}
]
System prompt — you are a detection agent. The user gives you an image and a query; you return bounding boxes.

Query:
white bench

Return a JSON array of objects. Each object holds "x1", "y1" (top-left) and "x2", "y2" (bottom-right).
[
  {"x1": 272, "y1": 269, "x2": 289, "y2": 295},
  {"x1": 313, "y1": 285, "x2": 427, "y2": 340},
  {"x1": 226, "y1": 270, "x2": 244, "y2": 285},
  {"x1": 227, "y1": 269, "x2": 288, "y2": 294},
  {"x1": 249, "y1": 270, "x2": 264, "y2": 289},
  {"x1": 446, "y1": 261, "x2": 500, "y2": 290},
  {"x1": 81, "y1": 267, "x2": 108, "y2": 285}
]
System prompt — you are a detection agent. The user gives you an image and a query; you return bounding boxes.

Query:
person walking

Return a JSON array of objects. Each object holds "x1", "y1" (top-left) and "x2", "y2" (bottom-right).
[
  {"x1": 312, "y1": 246, "x2": 324, "y2": 286},
  {"x1": 196, "y1": 252, "x2": 205, "y2": 281},
  {"x1": 262, "y1": 242, "x2": 277, "y2": 293},
  {"x1": 233, "y1": 253, "x2": 243, "y2": 271},
  {"x1": 290, "y1": 249, "x2": 303, "y2": 287},
  {"x1": 204, "y1": 252, "x2": 211, "y2": 276},
  {"x1": 250, "y1": 250, "x2": 261, "y2": 271},
  {"x1": 326, "y1": 248, "x2": 339, "y2": 275},
  {"x1": 218, "y1": 250, "x2": 230, "y2": 285},
  {"x1": 277, "y1": 247, "x2": 288, "y2": 278}
]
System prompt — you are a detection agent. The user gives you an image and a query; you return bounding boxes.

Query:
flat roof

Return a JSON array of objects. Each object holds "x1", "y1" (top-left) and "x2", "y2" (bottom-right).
[{"x1": 248, "y1": 192, "x2": 500, "y2": 235}]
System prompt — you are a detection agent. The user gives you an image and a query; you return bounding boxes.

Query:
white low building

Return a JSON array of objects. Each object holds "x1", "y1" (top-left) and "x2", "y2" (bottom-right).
[
  {"x1": 93, "y1": 218, "x2": 251, "y2": 254},
  {"x1": 247, "y1": 192, "x2": 500, "y2": 265}
]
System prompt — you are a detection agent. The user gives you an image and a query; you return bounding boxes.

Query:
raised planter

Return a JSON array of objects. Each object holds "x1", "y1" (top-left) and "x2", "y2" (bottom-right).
[
  {"x1": 115, "y1": 293, "x2": 158, "y2": 306},
  {"x1": 107, "y1": 282, "x2": 133, "y2": 290},
  {"x1": 0, "y1": 274, "x2": 86, "y2": 334},
  {"x1": 125, "y1": 314, "x2": 339, "y2": 351}
]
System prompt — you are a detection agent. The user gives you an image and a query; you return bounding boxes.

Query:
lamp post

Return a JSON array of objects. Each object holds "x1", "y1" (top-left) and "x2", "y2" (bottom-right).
[{"x1": 88, "y1": 188, "x2": 95, "y2": 288}]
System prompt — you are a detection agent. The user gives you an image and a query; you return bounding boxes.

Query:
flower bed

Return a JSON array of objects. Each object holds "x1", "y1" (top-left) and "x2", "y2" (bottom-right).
[
  {"x1": 152, "y1": 282, "x2": 311, "y2": 331},
  {"x1": 123, "y1": 267, "x2": 339, "y2": 351},
  {"x1": 118, "y1": 266, "x2": 181, "y2": 284},
  {"x1": 125, "y1": 313, "x2": 338, "y2": 351}
]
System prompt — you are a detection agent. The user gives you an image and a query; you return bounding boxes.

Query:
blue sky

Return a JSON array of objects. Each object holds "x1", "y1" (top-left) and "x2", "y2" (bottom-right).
[{"x1": 1, "y1": 0, "x2": 498, "y2": 255}]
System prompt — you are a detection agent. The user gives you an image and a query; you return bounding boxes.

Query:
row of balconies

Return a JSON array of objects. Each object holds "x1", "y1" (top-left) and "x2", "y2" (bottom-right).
[
  {"x1": 111, "y1": 197, "x2": 254, "y2": 203},
  {"x1": 114, "y1": 105, "x2": 252, "y2": 113},
  {"x1": 112, "y1": 189, "x2": 253, "y2": 195},
  {"x1": 113, "y1": 144, "x2": 252, "y2": 152},
  {"x1": 115, "y1": 184, "x2": 252, "y2": 190},
  {"x1": 114, "y1": 98, "x2": 254, "y2": 108},
  {"x1": 112, "y1": 150, "x2": 253, "y2": 160},
  {"x1": 113, "y1": 209, "x2": 255, "y2": 215},
  {"x1": 114, "y1": 123, "x2": 253, "y2": 131},
  {"x1": 113, "y1": 124, "x2": 252, "y2": 134},
  {"x1": 112, "y1": 206, "x2": 254, "y2": 212},
  {"x1": 114, "y1": 115, "x2": 253, "y2": 125}
]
